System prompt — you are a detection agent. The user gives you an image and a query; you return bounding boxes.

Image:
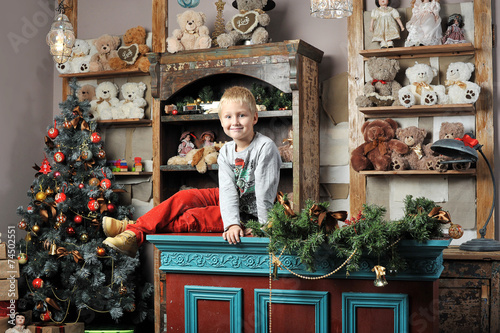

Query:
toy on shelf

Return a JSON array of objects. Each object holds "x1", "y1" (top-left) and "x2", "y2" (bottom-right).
[
  {"x1": 166, "y1": 10, "x2": 212, "y2": 53},
  {"x1": 178, "y1": 132, "x2": 197, "y2": 157},
  {"x1": 90, "y1": 81, "x2": 120, "y2": 120},
  {"x1": 442, "y1": 13, "x2": 467, "y2": 44},
  {"x1": 109, "y1": 26, "x2": 151, "y2": 72},
  {"x1": 398, "y1": 62, "x2": 447, "y2": 108},
  {"x1": 278, "y1": 128, "x2": 293, "y2": 162},
  {"x1": 426, "y1": 122, "x2": 471, "y2": 171},
  {"x1": 56, "y1": 39, "x2": 93, "y2": 74},
  {"x1": 164, "y1": 104, "x2": 177, "y2": 114},
  {"x1": 118, "y1": 82, "x2": 148, "y2": 119},
  {"x1": 200, "y1": 131, "x2": 215, "y2": 147},
  {"x1": 77, "y1": 84, "x2": 96, "y2": 103},
  {"x1": 168, "y1": 143, "x2": 224, "y2": 174},
  {"x1": 405, "y1": 0, "x2": 442, "y2": 47},
  {"x1": 369, "y1": 0, "x2": 405, "y2": 48},
  {"x1": 89, "y1": 34, "x2": 121, "y2": 72},
  {"x1": 444, "y1": 62, "x2": 480, "y2": 104},
  {"x1": 133, "y1": 157, "x2": 143, "y2": 172}
]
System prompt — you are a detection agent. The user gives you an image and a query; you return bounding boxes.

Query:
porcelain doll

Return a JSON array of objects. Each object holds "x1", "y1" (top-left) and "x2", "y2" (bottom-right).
[
  {"x1": 200, "y1": 130, "x2": 215, "y2": 147},
  {"x1": 442, "y1": 13, "x2": 467, "y2": 44},
  {"x1": 405, "y1": 0, "x2": 442, "y2": 47},
  {"x1": 370, "y1": 0, "x2": 405, "y2": 48},
  {"x1": 177, "y1": 132, "x2": 196, "y2": 157},
  {"x1": 6, "y1": 313, "x2": 30, "y2": 333}
]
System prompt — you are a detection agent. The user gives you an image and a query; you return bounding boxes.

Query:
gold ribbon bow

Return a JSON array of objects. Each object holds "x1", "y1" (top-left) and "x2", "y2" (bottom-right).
[
  {"x1": 413, "y1": 82, "x2": 433, "y2": 95},
  {"x1": 96, "y1": 97, "x2": 110, "y2": 105},
  {"x1": 363, "y1": 138, "x2": 388, "y2": 156},
  {"x1": 38, "y1": 202, "x2": 58, "y2": 223},
  {"x1": 70, "y1": 106, "x2": 90, "y2": 131},
  {"x1": 445, "y1": 80, "x2": 467, "y2": 89},
  {"x1": 276, "y1": 191, "x2": 295, "y2": 217},
  {"x1": 428, "y1": 206, "x2": 452, "y2": 224},
  {"x1": 309, "y1": 204, "x2": 347, "y2": 233},
  {"x1": 56, "y1": 247, "x2": 83, "y2": 263},
  {"x1": 411, "y1": 143, "x2": 423, "y2": 160}
]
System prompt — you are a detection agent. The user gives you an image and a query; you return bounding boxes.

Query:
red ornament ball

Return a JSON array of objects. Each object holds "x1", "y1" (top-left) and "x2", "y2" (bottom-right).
[
  {"x1": 100, "y1": 178, "x2": 111, "y2": 189},
  {"x1": 107, "y1": 203, "x2": 116, "y2": 213},
  {"x1": 88, "y1": 199, "x2": 99, "y2": 211},
  {"x1": 63, "y1": 119, "x2": 72, "y2": 129},
  {"x1": 96, "y1": 247, "x2": 106, "y2": 256},
  {"x1": 90, "y1": 132, "x2": 101, "y2": 143},
  {"x1": 32, "y1": 277, "x2": 44, "y2": 289},
  {"x1": 66, "y1": 226, "x2": 76, "y2": 236},
  {"x1": 18, "y1": 220, "x2": 27, "y2": 230},
  {"x1": 40, "y1": 310, "x2": 51, "y2": 321},
  {"x1": 74, "y1": 215, "x2": 83, "y2": 224},
  {"x1": 54, "y1": 152, "x2": 65, "y2": 163},
  {"x1": 78, "y1": 183, "x2": 85, "y2": 189},
  {"x1": 55, "y1": 192, "x2": 67, "y2": 203},
  {"x1": 27, "y1": 205, "x2": 34, "y2": 214},
  {"x1": 54, "y1": 171, "x2": 61, "y2": 178},
  {"x1": 56, "y1": 213, "x2": 67, "y2": 224},
  {"x1": 47, "y1": 127, "x2": 59, "y2": 139},
  {"x1": 172, "y1": 110, "x2": 178, "y2": 115},
  {"x1": 97, "y1": 150, "x2": 106, "y2": 159}
]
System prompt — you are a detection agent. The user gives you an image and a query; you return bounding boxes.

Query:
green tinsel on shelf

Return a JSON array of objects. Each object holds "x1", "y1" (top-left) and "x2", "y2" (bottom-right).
[{"x1": 247, "y1": 195, "x2": 444, "y2": 274}]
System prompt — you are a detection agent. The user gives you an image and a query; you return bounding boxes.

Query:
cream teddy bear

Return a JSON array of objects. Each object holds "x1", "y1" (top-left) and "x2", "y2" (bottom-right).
[
  {"x1": 90, "y1": 81, "x2": 120, "y2": 120},
  {"x1": 56, "y1": 39, "x2": 93, "y2": 74},
  {"x1": 398, "y1": 62, "x2": 447, "y2": 107},
  {"x1": 118, "y1": 82, "x2": 148, "y2": 119},
  {"x1": 445, "y1": 62, "x2": 481, "y2": 104},
  {"x1": 166, "y1": 10, "x2": 212, "y2": 53}
]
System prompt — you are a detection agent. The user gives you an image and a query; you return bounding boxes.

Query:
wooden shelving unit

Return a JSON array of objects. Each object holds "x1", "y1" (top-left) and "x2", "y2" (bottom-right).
[
  {"x1": 359, "y1": 104, "x2": 475, "y2": 118},
  {"x1": 359, "y1": 42, "x2": 475, "y2": 59}
]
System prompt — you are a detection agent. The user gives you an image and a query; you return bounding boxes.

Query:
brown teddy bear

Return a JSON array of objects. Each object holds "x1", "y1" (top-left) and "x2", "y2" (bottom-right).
[
  {"x1": 278, "y1": 128, "x2": 293, "y2": 162},
  {"x1": 350, "y1": 118, "x2": 408, "y2": 171},
  {"x1": 167, "y1": 144, "x2": 222, "y2": 174},
  {"x1": 355, "y1": 57, "x2": 402, "y2": 108},
  {"x1": 391, "y1": 126, "x2": 446, "y2": 171},
  {"x1": 109, "y1": 26, "x2": 151, "y2": 72},
  {"x1": 89, "y1": 34, "x2": 121, "y2": 72},
  {"x1": 166, "y1": 10, "x2": 212, "y2": 53},
  {"x1": 77, "y1": 84, "x2": 96, "y2": 102},
  {"x1": 425, "y1": 122, "x2": 470, "y2": 171}
]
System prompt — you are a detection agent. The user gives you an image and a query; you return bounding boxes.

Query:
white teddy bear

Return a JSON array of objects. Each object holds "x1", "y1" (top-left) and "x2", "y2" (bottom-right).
[
  {"x1": 90, "y1": 81, "x2": 120, "y2": 120},
  {"x1": 55, "y1": 39, "x2": 93, "y2": 74},
  {"x1": 445, "y1": 62, "x2": 481, "y2": 104},
  {"x1": 118, "y1": 82, "x2": 148, "y2": 119},
  {"x1": 398, "y1": 62, "x2": 448, "y2": 108}
]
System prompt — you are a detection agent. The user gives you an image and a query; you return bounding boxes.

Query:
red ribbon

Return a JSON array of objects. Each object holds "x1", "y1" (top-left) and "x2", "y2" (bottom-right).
[
  {"x1": 372, "y1": 79, "x2": 387, "y2": 85},
  {"x1": 455, "y1": 134, "x2": 479, "y2": 148}
]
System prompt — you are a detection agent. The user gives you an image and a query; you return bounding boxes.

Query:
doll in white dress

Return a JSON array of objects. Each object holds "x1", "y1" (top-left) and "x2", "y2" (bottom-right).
[
  {"x1": 370, "y1": 0, "x2": 405, "y2": 48},
  {"x1": 405, "y1": 0, "x2": 442, "y2": 47}
]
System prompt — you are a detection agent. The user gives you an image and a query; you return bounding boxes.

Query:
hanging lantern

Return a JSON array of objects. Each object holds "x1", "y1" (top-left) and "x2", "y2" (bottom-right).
[
  {"x1": 46, "y1": 1, "x2": 75, "y2": 64},
  {"x1": 310, "y1": 0, "x2": 353, "y2": 19}
]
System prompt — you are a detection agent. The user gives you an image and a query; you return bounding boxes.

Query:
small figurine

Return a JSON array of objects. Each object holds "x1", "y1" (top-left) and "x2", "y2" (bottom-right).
[
  {"x1": 405, "y1": 0, "x2": 443, "y2": 47},
  {"x1": 178, "y1": 132, "x2": 196, "y2": 157},
  {"x1": 442, "y1": 13, "x2": 467, "y2": 44},
  {"x1": 370, "y1": 0, "x2": 405, "y2": 48},
  {"x1": 200, "y1": 131, "x2": 215, "y2": 147},
  {"x1": 6, "y1": 313, "x2": 30, "y2": 333}
]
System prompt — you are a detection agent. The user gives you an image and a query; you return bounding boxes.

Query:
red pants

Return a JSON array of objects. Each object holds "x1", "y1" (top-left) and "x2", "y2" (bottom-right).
[{"x1": 127, "y1": 188, "x2": 223, "y2": 246}]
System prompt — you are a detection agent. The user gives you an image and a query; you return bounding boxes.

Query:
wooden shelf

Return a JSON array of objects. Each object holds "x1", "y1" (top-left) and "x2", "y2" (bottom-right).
[
  {"x1": 359, "y1": 169, "x2": 476, "y2": 176},
  {"x1": 97, "y1": 119, "x2": 152, "y2": 128},
  {"x1": 161, "y1": 110, "x2": 292, "y2": 123},
  {"x1": 112, "y1": 171, "x2": 153, "y2": 176},
  {"x1": 160, "y1": 162, "x2": 293, "y2": 172},
  {"x1": 359, "y1": 104, "x2": 475, "y2": 118},
  {"x1": 359, "y1": 43, "x2": 475, "y2": 59},
  {"x1": 59, "y1": 68, "x2": 149, "y2": 79}
]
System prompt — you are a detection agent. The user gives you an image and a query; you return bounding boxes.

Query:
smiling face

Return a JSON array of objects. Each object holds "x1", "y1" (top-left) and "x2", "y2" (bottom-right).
[{"x1": 219, "y1": 100, "x2": 258, "y2": 151}]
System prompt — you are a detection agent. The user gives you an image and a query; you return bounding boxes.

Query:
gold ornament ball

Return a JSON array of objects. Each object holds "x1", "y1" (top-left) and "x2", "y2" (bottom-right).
[
  {"x1": 89, "y1": 177, "x2": 100, "y2": 187},
  {"x1": 32, "y1": 225, "x2": 40, "y2": 233},
  {"x1": 449, "y1": 223, "x2": 464, "y2": 239},
  {"x1": 96, "y1": 247, "x2": 106, "y2": 256},
  {"x1": 80, "y1": 233, "x2": 89, "y2": 243},
  {"x1": 36, "y1": 191, "x2": 47, "y2": 201},
  {"x1": 45, "y1": 187, "x2": 54, "y2": 196}
]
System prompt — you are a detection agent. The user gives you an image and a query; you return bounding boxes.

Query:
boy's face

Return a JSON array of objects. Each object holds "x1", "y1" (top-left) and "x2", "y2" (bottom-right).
[{"x1": 219, "y1": 100, "x2": 258, "y2": 148}]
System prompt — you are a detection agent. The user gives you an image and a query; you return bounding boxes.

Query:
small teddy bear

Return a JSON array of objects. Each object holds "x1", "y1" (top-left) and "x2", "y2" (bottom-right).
[
  {"x1": 350, "y1": 118, "x2": 408, "y2": 171},
  {"x1": 391, "y1": 126, "x2": 446, "y2": 171},
  {"x1": 355, "y1": 57, "x2": 402, "y2": 107},
  {"x1": 118, "y1": 82, "x2": 148, "y2": 119},
  {"x1": 77, "y1": 84, "x2": 96, "y2": 103},
  {"x1": 167, "y1": 145, "x2": 221, "y2": 174},
  {"x1": 444, "y1": 62, "x2": 480, "y2": 104},
  {"x1": 109, "y1": 26, "x2": 151, "y2": 72},
  {"x1": 426, "y1": 122, "x2": 471, "y2": 171},
  {"x1": 216, "y1": 0, "x2": 274, "y2": 48},
  {"x1": 398, "y1": 62, "x2": 447, "y2": 107},
  {"x1": 90, "y1": 81, "x2": 120, "y2": 120},
  {"x1": 89, "y1": 34, "x2": 121, "y2": 72},
  {"x1": 278, "y1": 127, "x2": 293, "y2": 162},
  {"x1": 55, "y1": 39, "x2": 93, "y2": 74},
  {"x1": 166, "y1": 10, "x2": 212, "y2": 53}
]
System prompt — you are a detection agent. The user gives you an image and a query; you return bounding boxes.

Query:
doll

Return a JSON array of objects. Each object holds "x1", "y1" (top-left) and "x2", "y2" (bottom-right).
[
  {"x1": 6, "y1": 313, "x2": 30, "y2": 333},
  {"x1": 200, "y1": 130, "x2": 215, "y2": 147},
  {"x1": 177, "y1": 132, "x2": 196, "y2": 157},
  {"x1": 370, "y1": 0, "x2": 405, "y2": 48},
  {"x1": 405, "y1": 0, "x2": 442, "y2": 47},
  {"x1": 442, "y1": 13, "x2": 467, "y2": 44}
]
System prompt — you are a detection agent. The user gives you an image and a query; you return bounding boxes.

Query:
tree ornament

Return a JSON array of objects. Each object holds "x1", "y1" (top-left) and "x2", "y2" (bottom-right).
[
  {"x1": 81, "y1": 149, "x2": 93, "y2": 160},
  {"x1": 17, "y1": 253, "x2": 28, "y2": 264},
  {"x1": 54, "y1": 222, "x2": 61, "y2": 230},
  {"x1": 78, "y1": 183, "x2": 85, "y2": 189},
  {"x1": 89, "y1": 177, "x2": 100, "y2": 187},
  {"x1": 372, "y1": 265, "x2": 388, "y2": 287},
  {"x1": 66, "y1": 226, "x2": 76, "y2": 236},
  {"x1": 80, "y1": 233, "x2": 89, "y2": 243},
  {"x1": 107, "y1": 202, "x2": 116, "y2": 213},
  {"x1": 32, "y1": 277, "x2": 44, "y2": 289},
  {"x1": 18, "y1": 219, "x2": 27, "y2": 230},
  {"x1": 54, "y1": 171, "x2": 61, "y2": 178},
  {"x1": 126, "y1": 303, "x2": 136, "y2": 312},
  {"x1": 96, "y1": 247, "x2": 106, "y2": 256},
  {"x1": 55, "y1": 192, "x2": 67, "y2": 203},
  {"x1": 448, "y1": 223, "x2": 464, "y2": 239},
  {"x1": 32, "y1": 225, "x2": 41, "y2": 233},
  {"x1": 27, "y1": 205, "x2": 34, "y2": 213},
  {"x1": 90, "y1": 132, "x2": 101, "y2": 143},
  {"x1": 63, "y1": 119, "x2": 72, "y2": 129},
  {"x1": 40, "y1": 310, "x2": 51, "y2": 321},
  {"x1": 88, "y1": 199, "x2": 99, "y2": 211},
  {"x1": 119, "y1": 283, "x2": 128, "y2": 295},
  {"x1": 45, "y1": 187, "x2": 54, "y2": 196},
  {"x1": 40, "y1": 157, "x2": 52, "y2": 175},
  {"x1": 47, "y1": 120, "x2": 59, "y2": 139},
  {"x1": 54, "y1": 151, "x2": 65, "y2": 163},
  {"x1": 97, "y1": 149, "x2": 106, "y2": 159},
  {"x1": 56, "y1": 213, "x2": 67, "y2": 224},
  {"x1": 35, "y1": 190, "x2": 47, "y2": 202},
  {"x1": 100, "y1": 178, "x2": 111, "y2": 190},
  {"x1": 74, "y1": 215, "x2": 83, "y2": 224}
]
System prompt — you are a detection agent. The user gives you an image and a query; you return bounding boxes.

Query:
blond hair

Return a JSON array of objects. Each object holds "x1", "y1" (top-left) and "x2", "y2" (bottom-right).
[{"x1": 218, "y1": 86, "x2": 258, "y2": 116}]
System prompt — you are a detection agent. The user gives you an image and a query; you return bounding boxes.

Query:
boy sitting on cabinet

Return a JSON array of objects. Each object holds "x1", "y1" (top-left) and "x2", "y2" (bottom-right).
[{"x1": 103, "y1": 86, "x2": 282, "y2": 257}]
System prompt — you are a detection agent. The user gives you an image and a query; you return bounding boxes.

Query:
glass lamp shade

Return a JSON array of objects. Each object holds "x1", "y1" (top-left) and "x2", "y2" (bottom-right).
[
  {"x1": 46, "y1": 14, "x2": 75, "y2": 64},
  {"x1": 310, "y1": 0, "x2": 353, "y2": 19}
]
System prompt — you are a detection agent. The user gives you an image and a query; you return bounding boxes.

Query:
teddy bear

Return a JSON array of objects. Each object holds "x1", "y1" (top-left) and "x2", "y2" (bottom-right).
[
  {"x1": 109, "y1": 26, "x2": 151, "y2": 72},
  {"x1": 350, "y1": 118, "x2": 408, "y2": 172},
  {"x1": 355, "y1": 57, "x2": 402, "y2": 107},
  {"x1": 118, "y1": 82, "x2": 147, "y2": 119},
  {"x1": 216, "y1": 0, "x2": 274, "y2": 48},
  {"x1": 444, "y1": 62, "x2": 481, "y2": 104},
  {"x1": 391, "y1": 126, "x2": 446, "y2": 171},
  {"x1": 166, "y1": 10, "x2": 212, "y2": 53},
  {"x1": 90, "y1": 81, "x2": 120, "y2": 120},
  {"x1": 167, "y1": 145, "x2": 222, "y2": 174},
  {"x1": 77, "y1": 84, "x2": 96, "y2": 103},
  {"x1": 89, "y1": 34, "x2": 121, "y2": 72},
  {"x1": 55, "y1": 39, "x2": 93, "y2": 74},
  {"x1": 398, "y1": 62, "x2": 448, "y2": 108},
  {"x1": 425, "y1": 122, "x2": 471, "y2": 171},
  {"x1": 278, "y1": 128, "x2": 293, "y2": 162}
]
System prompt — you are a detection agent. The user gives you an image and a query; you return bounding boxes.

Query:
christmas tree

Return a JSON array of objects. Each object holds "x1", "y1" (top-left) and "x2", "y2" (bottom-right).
[{"x1": 15, "y1": 79, "x2": 153, "y2": 325}]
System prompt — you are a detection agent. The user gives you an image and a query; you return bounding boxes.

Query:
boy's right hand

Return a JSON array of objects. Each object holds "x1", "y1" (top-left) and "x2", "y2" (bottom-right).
[{"x1": 223, "y1": 225, "x2": 244, "y2": 244}]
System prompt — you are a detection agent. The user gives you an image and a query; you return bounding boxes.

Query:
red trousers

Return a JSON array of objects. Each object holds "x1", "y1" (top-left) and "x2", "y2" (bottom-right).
[{"x1": 127, "y1": 188, "x2": 223, "y2": 246}]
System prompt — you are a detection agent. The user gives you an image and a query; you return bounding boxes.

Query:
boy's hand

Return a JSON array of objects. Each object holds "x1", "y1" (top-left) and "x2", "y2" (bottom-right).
[{"x1": 223, "y1": 225, "x2": 245, "y2": 244}]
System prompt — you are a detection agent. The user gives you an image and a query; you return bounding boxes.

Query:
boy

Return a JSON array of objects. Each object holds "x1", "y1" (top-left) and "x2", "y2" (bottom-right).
[{"x1": 103, "y1": 86, "x2": 282, "y2": 256}]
